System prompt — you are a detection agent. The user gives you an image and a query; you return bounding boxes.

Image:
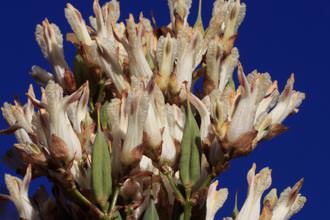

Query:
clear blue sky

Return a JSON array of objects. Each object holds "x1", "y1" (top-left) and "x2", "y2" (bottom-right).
[{"x1": 0, "y1": 0, "x2": 329, "y2": 219}]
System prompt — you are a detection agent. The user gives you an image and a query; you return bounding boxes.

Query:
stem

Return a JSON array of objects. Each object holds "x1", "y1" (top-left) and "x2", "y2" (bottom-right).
[
  {"x1": 199, "y1": 174, "x2": 215, "y2": 191},
  {"x1": 70, "y1": 188, "x2": 104, "y2": 218},
  {"x1": 183, "y1": 203, "x2": 192, "y2": 220},
  {"x1": 109, "y1": 187, "x2": 119, "y2": 215},
  {"x1": 164, "y1": 172, "x2": 185, "y2": 204}
]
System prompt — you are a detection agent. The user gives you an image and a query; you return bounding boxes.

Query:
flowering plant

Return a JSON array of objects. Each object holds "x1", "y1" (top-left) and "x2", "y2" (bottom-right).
[{"x1": 0, "y1": 0, "x2": 306, "y2": 219}]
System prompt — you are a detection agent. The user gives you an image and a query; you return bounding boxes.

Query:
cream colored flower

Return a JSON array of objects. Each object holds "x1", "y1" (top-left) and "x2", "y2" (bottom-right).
[
  {"x1": 234, "y1": 165, "x2": 306, "y2": 220},
  {"x1": 236, "y1": 163, "x2": 272, "y2": 220},
  {"x1": 1, "y1": 165, "x2": 39, "y2": 220},
  {"x1": 121, "y1": 79, "x2": 149, "y2": 165},
  {"x1": 65, "y1": 3, "x2": 93, "y2": 45},
  {"x1": 206, "y1": 180, "x2": 228, "y2": 220},
  {"x1": 271, "y1": 179, "x2": 306, "y2": 220},
  {"x1": 35, "y1": 19, "x2": 69, "y2": 87}
]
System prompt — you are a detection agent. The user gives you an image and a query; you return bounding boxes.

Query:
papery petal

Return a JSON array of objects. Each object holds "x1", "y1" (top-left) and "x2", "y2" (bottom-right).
[
  {"x1": 4, "y1": 165, "x2": 39, "y2": 220},
  {"x1": 67, "y1": 82, "x2": 90, "y2": 133},
  {"x1": 218, "y1": 48, "x2": 239, "y2": 92},
  {"x1": 122, "y1": 79, "x2": 149, "y2": 165},
  {"x1": 168, "y1": 0, "x2": 192, "y2": 29},
  {"x1": 156, "y1": 33, "x2": 177, "y2": 91},
  {"x1": 35, "y1": 19, "x2": 69, "y2": 86},
  {"x1": 206, "y1": 39, "x2": 224, "y2": 90},
  {"x1": 236, "y1": 164, "x2": 272, "y2": 220},
  {"x1": 227, "y1": 68, "x2": 255, "y2": 143},
  {"x1": 206, "y1": 180, "x2": 228, "y2": 220},
  {"x1": 271, "y1": 179, "x2": 306, "y2": 220},
  {"x1": 166, "y1": 104, "x2": 185, "y2": 142},
  {"x1": 144, "y1": 85, "x2": 165, "y2": 149},
  {"x1": 65, "y1": 3, "x2": 93, "y2": 45},
  {"x1": 44, "y1": 81, "x2": 82, "y2": 160},
  {"x1": 124, "y1": 15, "x2": 153, "y2": 84},
  {"x1": 174, "y1": 28, "x2": 203, "y2": 94},
  {"x1": 269, "y1": 74, "x2": 305, "y2": 124}
]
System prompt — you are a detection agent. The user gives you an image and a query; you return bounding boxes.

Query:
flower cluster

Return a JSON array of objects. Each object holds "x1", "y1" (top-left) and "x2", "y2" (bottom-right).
[{"x1": 0, "y1": 0, "x2": 305, "y2": 220}]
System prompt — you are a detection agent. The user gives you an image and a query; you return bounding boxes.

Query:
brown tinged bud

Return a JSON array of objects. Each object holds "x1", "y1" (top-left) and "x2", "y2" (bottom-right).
[
  {"x1": 265, "y1": 124, "x2": 288, "y2": 140},
  {"x1": 49, "y1": 134, "x2": 71, "y2": 165},
  {"x1": 226, "y1": 130, "x2": 258, "y2": 158}
]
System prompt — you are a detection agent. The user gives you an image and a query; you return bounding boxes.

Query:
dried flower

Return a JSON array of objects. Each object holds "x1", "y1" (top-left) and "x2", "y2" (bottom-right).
[
  {"x1": 0, "y1": 165, "x2": 39, "y2": 220},
  {"x1": 0, "y1": 0, "x2": 306, "y2": 219},
  {"x1": 206, "y1": 180, "x2": 228, "y2": 220}
]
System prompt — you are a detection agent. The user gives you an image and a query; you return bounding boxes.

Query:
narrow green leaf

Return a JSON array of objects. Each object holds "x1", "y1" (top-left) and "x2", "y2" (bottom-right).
[
  {"x1": 179, "y1": 100, "x2": 201, "y2": 188},
  {"x1": 100, "y1": 102, "x2": 110, "y2": 130},
  {"x1": 143, "y1": 200, "x2": 159, "y2": 220},
  {"x1": 92, "y1": 105, "x2": 112, "y2": 211}
]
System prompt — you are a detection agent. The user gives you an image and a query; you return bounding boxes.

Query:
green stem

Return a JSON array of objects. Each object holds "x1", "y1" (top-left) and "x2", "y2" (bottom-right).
[
  {"x1": 70, "y1": 188, "x2": 104, "y2": 218},
  {"x1": 199, "y1": 174, "x2": 215, "y2": 191},
  {"x1": 109, "y1": 187, "x2": 120, "y2": 215},
  {"x1": 183, "y1": 203, "x2": 192, "y2": 220},
  {"x1": 164, "y1": 172, "x2": 185, "y2": 204}
]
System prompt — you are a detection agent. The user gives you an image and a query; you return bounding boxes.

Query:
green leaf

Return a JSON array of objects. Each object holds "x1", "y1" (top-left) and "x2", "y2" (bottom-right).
[
  {"x1": 179, "y1": 100, "x2": 201, "y2": 188},
  {"x1": 92, "y1": 105, "x2": 112, "y2": 212},
  {"x1": 100, "y1": 102, "x2": 110, "y2": 130},
  {"x1": 143, "y1": 200, "x2": 159, "y2": 220}
]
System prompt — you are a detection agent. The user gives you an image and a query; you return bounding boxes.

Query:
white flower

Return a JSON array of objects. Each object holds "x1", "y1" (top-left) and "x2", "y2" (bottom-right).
[
  {"x1": 143, "y1": 85, "x2": 164, "y2": 150},
  {"x1": 269, "y1": 74, "x2": 305, "y2": 125},
  {"x1": 1, "y1": 85, "x2": 36, "y2": 146},
  {"x1": 166, "y1": 103, "x2": 185, "y2": 142},
  {"x1": 27, "y1": 81, "x2": 88, "y2": 160},
  {"x1": 65, "y1": 3, "x2": 93, "y2": 46},
  {"x1": 35, "y1": 19, "x2": 69, "y2": 87},
  {"x1": 206, "y1": 180, "x2": 228, "y2": 220},
  {"x1": 67, "y1": 82, "x2": 90, "y2": 133},
  {"x1": 222, "y1": 0, "x2": 246, "y2": 51},
  {"x1": 172, "y1": 28, "x2": 203, "y2": 98},
  {"x1": 271, "y1": 179, "x2": 306, "y2": 220},
  {"x1": 121, "y1": 78, "x2": 149, "y2": 165},
  {"x1": 227, "y1": 68, "x2": 273, "y2": 144},
  {"x1": 117, "y1": 15, "x2": 154, "y2": 85},
  {"x1": 168, "y1": 0, "x2": 192, "y2": 29},
  {"x1": 236, "y1": 163, "x2": 272, "y2": 220},
  {"x1": 108, "y1": 96, "x2": 128, "y2": 176},
  {"x1": 1, "y1": 165, "x2": 39, "y2": 220},
  {"x1": 45, "y1": 82, "x2": 84, "y2": 160},
  {"x1": 156, "y1": 33, "x2": 177, "y2": 91}
]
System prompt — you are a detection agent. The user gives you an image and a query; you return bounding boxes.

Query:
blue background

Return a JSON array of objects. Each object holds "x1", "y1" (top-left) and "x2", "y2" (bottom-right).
[{"x1": 0, "y1": 0, "x2": 329, "y2": 219}]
